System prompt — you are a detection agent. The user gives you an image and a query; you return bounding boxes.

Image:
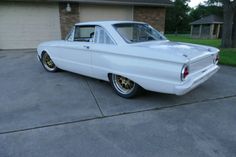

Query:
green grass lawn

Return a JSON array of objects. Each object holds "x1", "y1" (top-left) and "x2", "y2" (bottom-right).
[{"x1": 166, "y1": 34, "x2": 236, "y2": 66}]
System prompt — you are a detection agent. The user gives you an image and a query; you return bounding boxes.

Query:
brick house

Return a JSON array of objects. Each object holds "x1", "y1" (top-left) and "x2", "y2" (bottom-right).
[{"x1": 0, "y1": 0, "x2": 172, "y2": 49}]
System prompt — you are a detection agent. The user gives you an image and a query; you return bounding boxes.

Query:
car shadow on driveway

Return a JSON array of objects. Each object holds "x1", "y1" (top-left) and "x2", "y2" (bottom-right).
[{"x1": 86, "y1": 65, "x2": 236, "y2": 116}]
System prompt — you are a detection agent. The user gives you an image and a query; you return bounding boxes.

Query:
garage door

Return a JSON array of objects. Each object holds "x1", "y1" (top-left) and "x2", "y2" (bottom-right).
[
  {"x1": 80, "y1": 4, "x2": 133, "y2": 22},
  {"x1": 0, "y1": 2, "x2": 61, "y2": 49}
]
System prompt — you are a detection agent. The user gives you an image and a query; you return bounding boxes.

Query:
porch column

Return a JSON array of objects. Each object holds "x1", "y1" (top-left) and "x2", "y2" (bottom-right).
[
  {"x1": 199, "y1": 24, "x2": 202, "y2": 38},
  {"x1": 190, "y1": 25, "x2": 193, "y2": 37},
  {"x1": 216, "y1": 24, "x2": 221, "y2": 38},
  {"x1": 210, "y1": 24, "x2": 214, "y2": 39}
]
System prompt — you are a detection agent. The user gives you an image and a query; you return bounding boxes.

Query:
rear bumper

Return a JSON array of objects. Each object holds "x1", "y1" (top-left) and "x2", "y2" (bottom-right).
[{"x1": 174, "y1": 65, "x2": 220, "y2": 95}]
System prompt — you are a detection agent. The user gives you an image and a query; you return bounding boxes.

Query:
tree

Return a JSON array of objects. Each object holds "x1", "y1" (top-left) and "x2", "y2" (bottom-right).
[
  {"x1": 189, "y1": 4, "x2": 223, "y2": 22},
  {"x1": 165, "y1": 0, "x2": 191, "y2": 34},
  {"x1": 221, "y1": 0, "x2": 236, "y2": 48},
  {"x1": 207, "y1": 0, "x2": 236, "y2": 48},
  {"x1": 233, "y1": 10, "x2": 236, "y2": 47}
]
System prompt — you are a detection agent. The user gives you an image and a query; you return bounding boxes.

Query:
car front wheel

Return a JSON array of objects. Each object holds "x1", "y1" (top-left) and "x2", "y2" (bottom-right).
[
  {"x1": 109, "y1": 74, "x2": 140, "y2": 98},
  {"x1": 41, "y1": 52, "x2": 58, "y2": 72}
]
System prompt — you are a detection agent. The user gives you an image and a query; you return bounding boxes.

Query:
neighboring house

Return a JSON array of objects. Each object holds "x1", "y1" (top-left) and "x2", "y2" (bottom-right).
[
  {"x1": 0, "y1": 0, "x2": 172, "y2": 50},
  {"x1": 190, "y1": 15, "x2": 223, "y2": 39}
]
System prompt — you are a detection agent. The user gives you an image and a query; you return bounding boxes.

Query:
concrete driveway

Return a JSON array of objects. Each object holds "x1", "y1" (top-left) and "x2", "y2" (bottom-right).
[{"x1": 0, "y1": 50, "x2": 236, "y2": 157}]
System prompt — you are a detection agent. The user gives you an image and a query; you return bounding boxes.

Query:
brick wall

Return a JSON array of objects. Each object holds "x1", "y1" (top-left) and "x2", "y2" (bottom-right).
[
  {"x1": 59, "y1": 4, "x2": 166, "y2": 38},
  {"x1": 133, "y1": 6, "x2": 166, "y2": 33},
  {"x1": 59, "y1": 3, "x2": 79, "y2": 39}
]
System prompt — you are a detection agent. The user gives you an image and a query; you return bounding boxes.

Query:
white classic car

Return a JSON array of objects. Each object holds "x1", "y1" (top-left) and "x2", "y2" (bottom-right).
[{"x1": 37, "y1": 21, "x2": 220, "y2": 98}]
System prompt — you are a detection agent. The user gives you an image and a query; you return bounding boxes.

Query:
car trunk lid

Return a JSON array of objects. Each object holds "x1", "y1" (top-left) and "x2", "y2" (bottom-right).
[{"x1": 134, "y1": 40, "x2": 217, "y2": 73}]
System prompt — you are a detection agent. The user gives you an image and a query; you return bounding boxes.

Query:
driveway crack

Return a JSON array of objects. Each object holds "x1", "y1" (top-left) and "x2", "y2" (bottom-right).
[
  {"x1": 0, "y1": 94, "x2": 235, "y2": 136},
  {"x1": 85, "y1": 79, "x2": 105, "y2": 117}
]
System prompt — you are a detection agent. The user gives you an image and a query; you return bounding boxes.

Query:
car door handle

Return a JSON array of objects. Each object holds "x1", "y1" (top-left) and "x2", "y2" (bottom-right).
[{"x1": 83, "y1": 45, "x2": 90, "y2": 49}]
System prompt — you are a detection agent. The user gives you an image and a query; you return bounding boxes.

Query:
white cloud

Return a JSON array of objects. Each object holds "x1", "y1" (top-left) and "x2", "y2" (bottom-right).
[{"x1": 188, "y1": 0, "x2": 206, "y2": 8}]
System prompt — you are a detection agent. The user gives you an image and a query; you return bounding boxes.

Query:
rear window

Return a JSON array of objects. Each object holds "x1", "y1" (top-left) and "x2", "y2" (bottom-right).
[{"x1": 113, "y1": 23, "x2": 167, "y2": 43}]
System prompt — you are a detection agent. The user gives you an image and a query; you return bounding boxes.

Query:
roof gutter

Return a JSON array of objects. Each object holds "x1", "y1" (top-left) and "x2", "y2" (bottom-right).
[
  {"x1": 1, "y1": 0, "x2": 173, "y2": 7},
  {"x1": 71, "y1": 0, "x2": 173, "y2": 7}
]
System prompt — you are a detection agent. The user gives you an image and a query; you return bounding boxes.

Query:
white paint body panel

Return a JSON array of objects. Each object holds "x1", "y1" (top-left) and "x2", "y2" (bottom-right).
[
  {"x1": 0, "y1": 2, "x2": 61, "y2": 49},
  {"x1": 37, "y1": 21, "x2": 219, "y2": 95}
]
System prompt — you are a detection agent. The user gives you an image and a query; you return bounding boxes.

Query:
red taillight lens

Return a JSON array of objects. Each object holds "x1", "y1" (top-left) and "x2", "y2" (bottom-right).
[
  {"x1": 184, "y1": 67, "x2": 189, "y2": 78},
  {"x1": 181, "y1": 65, "x2": 189, "y2": 81}
]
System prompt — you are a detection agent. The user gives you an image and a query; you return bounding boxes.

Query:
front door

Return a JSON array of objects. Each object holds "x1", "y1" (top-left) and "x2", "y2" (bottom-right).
[{"x1": 55, "y1": 25, "x2": 96, "y2": 77}]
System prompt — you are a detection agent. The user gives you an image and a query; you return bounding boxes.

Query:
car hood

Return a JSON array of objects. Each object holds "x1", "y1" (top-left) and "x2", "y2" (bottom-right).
[{"x1": 133, "y1": 40, "x2": 219, "y2": 61}]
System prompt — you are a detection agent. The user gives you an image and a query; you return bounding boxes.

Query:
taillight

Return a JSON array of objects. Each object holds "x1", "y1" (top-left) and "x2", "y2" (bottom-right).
[
  {"x1": 214, "y1": 54, "x2": 219, "y2": 64},
  {"x1": 181, "y1": 65, "x2": 189, "y2": 81}
]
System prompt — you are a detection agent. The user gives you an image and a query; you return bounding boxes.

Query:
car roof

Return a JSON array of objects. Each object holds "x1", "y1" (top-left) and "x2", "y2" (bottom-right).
[{"x1": 75, "y1": 21, "x2": 146, "y2": 26}]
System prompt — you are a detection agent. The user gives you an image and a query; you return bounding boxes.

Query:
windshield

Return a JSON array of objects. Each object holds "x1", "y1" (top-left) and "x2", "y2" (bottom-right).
[{"x1": 113, "y1": 23, "x2": 167, "y2": 43}]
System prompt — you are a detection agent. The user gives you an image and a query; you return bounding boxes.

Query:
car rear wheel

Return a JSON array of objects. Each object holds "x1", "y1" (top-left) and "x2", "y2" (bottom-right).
[
  {"x1": 109, "y1": 74, "x2": 140, "y2": 98},
  {"x1": 41, "y1": 52, "x2": 58, "y2": 72}
]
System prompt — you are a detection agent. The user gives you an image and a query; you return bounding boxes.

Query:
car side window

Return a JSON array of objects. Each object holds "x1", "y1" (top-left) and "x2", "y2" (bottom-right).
[
  {"x1": 65, "y1": 27, "x2": 75, "y2": 41},
  {"x1": 95, "y1": 26, "x2": 114, "y2": 45},
  {"x1": 74, "y1": 26, "x2": 95, "y2": 42}
]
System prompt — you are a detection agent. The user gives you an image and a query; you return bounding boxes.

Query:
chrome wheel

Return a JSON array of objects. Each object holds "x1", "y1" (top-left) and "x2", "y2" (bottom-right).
[
  {"x1": 112, "y1": 75, "x2": 136, "y2": 95},
  {"x1": 42, "y1": 53, "x2": 57, "y2": 72}
]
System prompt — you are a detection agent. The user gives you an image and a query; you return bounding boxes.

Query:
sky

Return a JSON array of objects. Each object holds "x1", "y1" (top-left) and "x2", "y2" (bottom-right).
[{"x1": 188, "y1": 0, "x2": 206, "y2": 8}]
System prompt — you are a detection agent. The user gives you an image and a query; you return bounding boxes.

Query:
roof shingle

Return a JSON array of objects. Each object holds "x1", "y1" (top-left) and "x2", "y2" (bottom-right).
[{"x1": 190, "y1": 15, "x2": 223, "y2": 25}]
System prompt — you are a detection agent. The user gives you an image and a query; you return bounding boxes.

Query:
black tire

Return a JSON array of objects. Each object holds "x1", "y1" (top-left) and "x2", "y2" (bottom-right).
[
  {"x1": 109, "y1": 74, "x2": 141, "y2": 98},
  {"x1": 41, "y1": 52, "x2": 58, "y2": 72}
]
